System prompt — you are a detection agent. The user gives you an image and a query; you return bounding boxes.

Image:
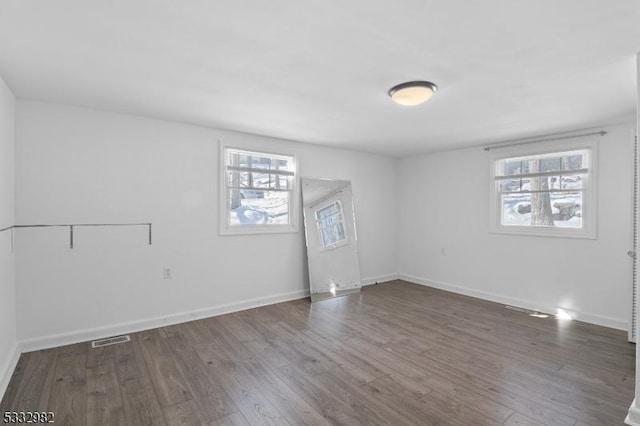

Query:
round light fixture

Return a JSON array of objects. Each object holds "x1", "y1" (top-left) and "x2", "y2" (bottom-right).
[{"x1": 388, "y1": 81, "x2": 438, "y2": 106}]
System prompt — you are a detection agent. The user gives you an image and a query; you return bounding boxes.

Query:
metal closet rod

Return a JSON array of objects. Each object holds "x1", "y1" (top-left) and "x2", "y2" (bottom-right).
[{"x1": 0, "y1": 222, "x2": 153, "y2": 249}]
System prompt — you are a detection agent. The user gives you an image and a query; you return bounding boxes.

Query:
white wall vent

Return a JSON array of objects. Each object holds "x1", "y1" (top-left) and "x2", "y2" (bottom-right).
[{"x1": 91, "y1": 335, "x2": 131, "y2": 348}]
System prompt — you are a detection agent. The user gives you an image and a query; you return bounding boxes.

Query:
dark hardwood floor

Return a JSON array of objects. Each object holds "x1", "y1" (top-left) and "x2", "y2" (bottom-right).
[{"x1": 1, "y1": 280, "x2": 635, "y2": 425}]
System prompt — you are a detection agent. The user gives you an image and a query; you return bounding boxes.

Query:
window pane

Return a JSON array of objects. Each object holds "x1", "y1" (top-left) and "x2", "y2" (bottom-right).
[
  {"x1": 229, "y1": 190, "x2": 290, "y2": 226},
  {"x1": 500, "y1": 178, "x2": 530, "y2": 193},
  {"x1": 229, "y1": 189, "x2": 242, "y2": 211},
  {"x1": 501, "y1": 191, "x2": 582, "y2": 228},
  {"x1": 501, "y1": 193, "x2": 532, "y2": 226},
  {"x1": 239, "y1": 171, "x2": 250, "y2": 188},
  {"x1": 279, "y1": 176, "x2": 290, "y2": 189},
  {"x1": 227, "y1": 170, "x2": 239, "y2": 188},
  {"x1": 238, "y1": 154, "x2": 251, "y2": 168},
  {"x1": 538, "y1": 154, "x2": 584, "y2": 172},
  {"x1": 323, "y1": 214, "x2": 342, "y2": 226},
  {"x1": 500, "y1": 175, "x2": 584, "y2": 192},
  {"x1": 540, "y1": 174, "x2": 585, "y2": 191},
  {"x1": 270, "y1": 174, "x2": 290, "y2": 189},
  {"x1": 251, "y1": 156, "x2": 270, "y2": 169},
  {"x1": 560, "y1": 174, "x2": 583, "y2": 190},
  {"x1": 252, "y1": 172, "x2": 270, "y2": 188},
  {"x1": 229, "y1": 152, "x2": 240, "y2": 167},
  {"x1": 268, "y1": 173, "x2": 290, "y2": 189},
  {"x1": 499, "y1": 150, "x2": 586, "y2": 176},
  {"x1": 316, "y1": 202, "x2": 341, "y2": 220},
  {"x1": 321, "y1": 222, "x2": 346, "y2": 247},
  {"x1": 503, "y1": 159, "x2": 528, "y2": 176},
  {"x1": 274, "y1": 158, "x2": 289, "y2": 171},
  {"x1": 551, "y1": 192, "x2": 582, "y2": 228}
]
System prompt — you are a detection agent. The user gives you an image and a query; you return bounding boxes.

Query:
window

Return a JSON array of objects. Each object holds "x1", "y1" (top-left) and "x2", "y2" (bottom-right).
[
  {"x1": 220, "y1": 145, "x2": 297, "y2": 235},
  {"x1": 490, "y1": 140, "x2": 597, "y2": 238},
  {"x1": 315, "y1": 200, "x2": 347, "y2": 248}
]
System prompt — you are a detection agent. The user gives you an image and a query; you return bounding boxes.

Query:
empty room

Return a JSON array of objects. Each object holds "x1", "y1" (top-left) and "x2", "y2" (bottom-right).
[{"x1": 1, "y1": 1, "x2": 640, "y2": 425}]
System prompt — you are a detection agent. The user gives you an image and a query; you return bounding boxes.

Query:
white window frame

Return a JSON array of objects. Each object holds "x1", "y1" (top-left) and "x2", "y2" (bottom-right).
[
  {"x1": 219, "y1": 143, "x2": 298, "y2": 236},
  {"x1": 314, "y1": 199, "x2": 349, "y2": 251},
  {"x1": 489, "y1": 138, "x2": 598, "y2": 239}
]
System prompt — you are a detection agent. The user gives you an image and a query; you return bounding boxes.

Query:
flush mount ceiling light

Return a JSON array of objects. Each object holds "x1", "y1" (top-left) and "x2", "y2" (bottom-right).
[{"x1": 388, "y1": 81, "x2": 438, "y2": 106}]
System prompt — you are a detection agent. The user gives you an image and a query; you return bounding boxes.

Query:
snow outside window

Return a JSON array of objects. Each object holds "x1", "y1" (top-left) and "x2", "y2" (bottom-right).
[
  {"x1": 490, "y1": 140, "x2": 597, "y2": 239},
  {"x1": 220, "y1": 146, "x2": 297, "y2": 235},
  {"x1": 315, "y1": 201, "x2": 347, "y2": 248}
]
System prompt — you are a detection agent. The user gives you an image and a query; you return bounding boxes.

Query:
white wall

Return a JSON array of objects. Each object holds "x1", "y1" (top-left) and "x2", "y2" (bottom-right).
[
  {"x1": 14, "y1": 100, "x2": 400, "y2": 348},
  {"x1": 399, "y1": 125, "x2": 635, "y2": 330},
  {"x1": 0, "y1": 75, "x2": 17, "y2": 396}
]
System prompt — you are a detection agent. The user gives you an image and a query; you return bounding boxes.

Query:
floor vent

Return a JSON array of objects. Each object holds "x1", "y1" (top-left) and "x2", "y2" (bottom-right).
[
  {"x1": 505, "y1": 305, "x2": 535, "y2": 314},
  {"x1": 91, "y1": 335, "x2": 131, "y2": 349}
]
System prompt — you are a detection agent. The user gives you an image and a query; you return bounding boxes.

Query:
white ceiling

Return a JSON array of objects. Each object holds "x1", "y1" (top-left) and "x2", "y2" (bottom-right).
[{"x1": 0, "y1": 1, "x2": 638, "y2": 157}]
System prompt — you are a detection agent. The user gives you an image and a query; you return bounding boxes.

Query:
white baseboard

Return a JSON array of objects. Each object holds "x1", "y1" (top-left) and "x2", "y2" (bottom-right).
[
  {"x1": 626, "y1": 399, "x2": 640, "y2": 425},
  {"x1": 399, "y1": 273, "x2": 628, "y2": 331},
  {"x1": 20, "y1": 288, "x2": 310, "y2": 353},
  {"x1": 361, "y1": 273, "x2": 399, "y2": 286},
  {"x1": 0, "y1": 344, "x2": 21, "y2": 402}
]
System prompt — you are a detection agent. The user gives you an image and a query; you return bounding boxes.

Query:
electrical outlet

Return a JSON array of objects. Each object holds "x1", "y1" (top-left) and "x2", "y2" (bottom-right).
[{"x1": 163, "y1": 267, "x2": 172, "y2": 279}]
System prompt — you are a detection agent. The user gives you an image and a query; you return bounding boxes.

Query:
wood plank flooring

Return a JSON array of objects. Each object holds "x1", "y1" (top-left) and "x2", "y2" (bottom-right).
[{"x1": 1, "y1": 280, "x2": 635, "y2": 425}]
